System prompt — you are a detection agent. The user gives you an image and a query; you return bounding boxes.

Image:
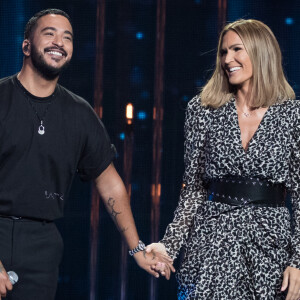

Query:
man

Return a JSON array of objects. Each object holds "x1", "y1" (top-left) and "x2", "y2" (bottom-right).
[{"x1": 0, "y1": 9, "x2": 173, "y2": 299}]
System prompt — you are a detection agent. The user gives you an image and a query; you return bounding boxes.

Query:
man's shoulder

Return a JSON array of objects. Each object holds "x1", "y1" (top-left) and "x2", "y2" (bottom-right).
[
  {"x1": 0, "y1": 75, "x2": 15, "y2": 89},
  {"x1": 56, "y1": 84, "x2": 92, "y2": 109},
  {"x1": 56, "y1": 84, "x2": 98, "y2": 121},
  {"x1": 57, "y1": 84, "x2": 87, "y2": 104}
]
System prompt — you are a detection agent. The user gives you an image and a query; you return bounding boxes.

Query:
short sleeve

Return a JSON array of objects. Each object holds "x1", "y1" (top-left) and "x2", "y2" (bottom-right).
[
  {"x1": 77, "y1": 106, "x2": 116, "y2": 181},
  {"x1": 160, "y1": 96, "x2": 209, "y2": 260}
]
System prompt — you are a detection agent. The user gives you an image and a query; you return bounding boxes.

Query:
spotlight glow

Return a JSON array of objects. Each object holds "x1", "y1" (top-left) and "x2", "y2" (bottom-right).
[
  {"x1": 136, "y1": 32, "x2": 144, "y2": 39},
  {"x1": 285, "y1": 17, "x2": 294, "y2": 25},
  {"x1": 137, "y1": 111, "x2": 147, "y2": 120}
]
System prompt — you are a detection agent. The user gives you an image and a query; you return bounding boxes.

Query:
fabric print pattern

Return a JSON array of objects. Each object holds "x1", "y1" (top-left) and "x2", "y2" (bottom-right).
[{"x1": 160, "y1": 95, "x2": 300, "y2": 299}]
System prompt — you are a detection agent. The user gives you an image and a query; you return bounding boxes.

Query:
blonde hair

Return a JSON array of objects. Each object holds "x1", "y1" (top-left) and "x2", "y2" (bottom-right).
[{"x1": 200, "y1": 19, "x2": 295, "y2": 108}]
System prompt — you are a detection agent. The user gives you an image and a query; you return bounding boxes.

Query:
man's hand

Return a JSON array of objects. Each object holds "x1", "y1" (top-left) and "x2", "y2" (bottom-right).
[
  {"x1": 145, "y1": 242, "x2": 175, "y2": 279},
  {"x1": 281, "y1": 266, "x2": 300, "y2": 300},
  {"x1": 0, "y1": 261, "x2": 13, "y2": 299},
  {"x1": 133, "y1": 249, "x2": 175, "y2": 280}
]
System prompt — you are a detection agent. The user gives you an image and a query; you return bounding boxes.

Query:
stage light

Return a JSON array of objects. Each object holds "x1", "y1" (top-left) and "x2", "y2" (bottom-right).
[
  {"x1": 285, "y1": 17, "x2": 294, "y2": 25},
  {"x1": 126, "y1": 103, "x2": 134, "y2": 119},
  {"x1": 119, "y1": 132, "x2": 125, "y2": 140},
  {"x1": 137, "y1": 111, "x2": 147, "y2": 120},
  {"x1": 136, "y1": 32, "x2": 144, "y2": 40},
  {"x1": 126, "y1": 103, "x2": 134, "y2": 125},
  {"x1": 182, "y1": 95, "x2": 189, "y2": 102}
]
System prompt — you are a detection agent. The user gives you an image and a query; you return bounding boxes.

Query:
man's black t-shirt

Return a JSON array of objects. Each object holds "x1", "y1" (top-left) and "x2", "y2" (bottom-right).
[{"x1": 0, "y1": 75, "x2": 116, "y2": 220}]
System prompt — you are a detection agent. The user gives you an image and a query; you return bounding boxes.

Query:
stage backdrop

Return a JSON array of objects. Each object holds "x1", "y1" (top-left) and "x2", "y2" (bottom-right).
[{"x1": 0, "y1": 0, "x2": 299, "y2": 299}]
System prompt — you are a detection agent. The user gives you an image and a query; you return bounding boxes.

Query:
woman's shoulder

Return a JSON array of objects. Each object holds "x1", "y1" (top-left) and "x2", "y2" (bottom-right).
[
  {"x1": 186, "y1": 94, "x2": 213, "y2": 118},
  {"x1": 276, "y1": 99, "x2": 300, "y2": 115},
  {"x1": 275, "y1": 99, "x2": 300, "y2": 128},
  {"x1": 275, "y1": 98, "x2": 300, "y2": 109}
]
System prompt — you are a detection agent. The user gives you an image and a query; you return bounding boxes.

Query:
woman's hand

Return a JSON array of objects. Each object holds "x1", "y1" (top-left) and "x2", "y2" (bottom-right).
[
  {"x1": 133, "y1": 249, "x2": 174, "y2": 279},
  {"x1": 145, "y1": 243, "x2": 175, "y2": 280},
  {"x1": 281, "y1": 266, "x2": 300, "y2": 300}
]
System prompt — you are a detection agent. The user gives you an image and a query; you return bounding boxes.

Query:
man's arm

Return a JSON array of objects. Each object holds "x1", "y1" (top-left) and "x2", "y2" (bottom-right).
[{"x1": 94, "y1": 163, "x2": 174, "y2": 278}]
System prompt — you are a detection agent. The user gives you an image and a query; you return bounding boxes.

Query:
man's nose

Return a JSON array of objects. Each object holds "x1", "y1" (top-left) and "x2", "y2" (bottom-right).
[{"x1": 52, "y1": 35, "x2": 64, "y2": 47}]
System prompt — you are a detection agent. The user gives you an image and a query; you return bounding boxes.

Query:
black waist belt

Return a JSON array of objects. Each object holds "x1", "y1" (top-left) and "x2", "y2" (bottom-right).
[
  {"x1": 0, "y1": 214, "x2": 52, "y2": 223},
  {"x1": 207, "y1": 177, "x2": 286, "y2": 207}
]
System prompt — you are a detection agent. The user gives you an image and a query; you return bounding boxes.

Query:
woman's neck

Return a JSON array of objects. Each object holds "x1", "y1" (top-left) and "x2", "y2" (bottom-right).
[{"x1": 235, "y1": 88, "x2": 254, "y2": 109}]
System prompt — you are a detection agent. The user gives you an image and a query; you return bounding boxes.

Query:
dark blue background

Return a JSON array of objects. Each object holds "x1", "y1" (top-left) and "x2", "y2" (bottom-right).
[{"x1": 0, "y1": 0, "x2": 299, "y2": 299}]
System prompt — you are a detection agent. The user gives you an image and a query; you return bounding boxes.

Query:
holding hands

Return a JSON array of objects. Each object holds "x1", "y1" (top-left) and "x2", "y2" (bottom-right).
[
  {"x1": 133, "y1": 242, "x2": 175, "y2": 280},
  {"x1": 145, "y1": 243, "x2": 175, "y2": 280}
]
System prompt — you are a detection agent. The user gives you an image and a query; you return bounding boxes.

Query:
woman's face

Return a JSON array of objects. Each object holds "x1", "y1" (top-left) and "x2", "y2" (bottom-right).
[{"x1": 220, "y1": 30, "x2": 253, "y2": 92}]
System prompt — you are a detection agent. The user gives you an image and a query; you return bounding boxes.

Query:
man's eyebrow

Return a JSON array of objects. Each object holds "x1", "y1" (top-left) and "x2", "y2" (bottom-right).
[
  {"x1": 65, "y1": 30, "x2": 73, "y2": 37},
  {"x1": 41, "y1": 27, "x2": 73, "y2": 37}
]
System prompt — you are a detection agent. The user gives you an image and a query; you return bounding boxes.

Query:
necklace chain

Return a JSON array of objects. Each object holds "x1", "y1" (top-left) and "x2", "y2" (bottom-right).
[
  {"x1": 17, "y1": 77, "x2": 54, "y2": 135},
  {"x1": 235, "y1": 99, "x2": 259, "y2": 118},
  {"x1": 238, "y1": 109, "x2": 253, "y2": 118},
  {"x1": 26, "y1": 98, "x2": 53, "y2": 135}
]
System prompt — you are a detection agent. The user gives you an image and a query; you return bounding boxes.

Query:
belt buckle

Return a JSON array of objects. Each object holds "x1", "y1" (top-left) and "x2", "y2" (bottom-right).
[
  {"x1": 241, "y1": 198, "x2": 250, "y2": 206},
  {"x1": 11, "y1": 216, "x2": 22, "y2": 220}
]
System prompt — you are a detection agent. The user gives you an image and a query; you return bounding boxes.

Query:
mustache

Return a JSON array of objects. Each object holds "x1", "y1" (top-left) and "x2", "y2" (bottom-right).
[{"x1": 44, "y1": 46, "x2": 67, "y2": 57}]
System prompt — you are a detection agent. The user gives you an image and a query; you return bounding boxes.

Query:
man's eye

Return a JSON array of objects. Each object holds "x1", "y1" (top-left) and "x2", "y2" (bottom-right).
[{"x1": 45, "y1": 32, "x2": 54, "y2": 36}]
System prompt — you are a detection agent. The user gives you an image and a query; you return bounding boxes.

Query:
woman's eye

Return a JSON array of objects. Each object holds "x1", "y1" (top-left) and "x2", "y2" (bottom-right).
[{"x1": 234, "y1": 47, "x2": 242, "y2": 51}]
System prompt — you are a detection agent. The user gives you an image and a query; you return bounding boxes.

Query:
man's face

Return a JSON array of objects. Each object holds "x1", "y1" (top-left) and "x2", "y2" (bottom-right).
[{"x1": 29, "y1": 14, "x2": 73, "y2": 80}]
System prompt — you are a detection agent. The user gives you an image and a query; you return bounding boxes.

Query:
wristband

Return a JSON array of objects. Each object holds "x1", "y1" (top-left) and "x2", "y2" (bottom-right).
[{"x1": 129, "y1": 240, "x2": 145, "y2": 256}]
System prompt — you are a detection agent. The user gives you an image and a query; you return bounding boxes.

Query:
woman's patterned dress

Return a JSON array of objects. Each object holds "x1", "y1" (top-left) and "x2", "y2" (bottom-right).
[{"x1": 160, "y1": 95, "x2": 300, "y2": 299}]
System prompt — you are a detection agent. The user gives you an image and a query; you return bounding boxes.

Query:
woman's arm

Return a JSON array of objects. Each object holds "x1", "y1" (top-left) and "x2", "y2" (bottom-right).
[
  {"x1": 281, "y1": 103, "x2": 300, "y2": 300},
  {"x1": 159, "y1": 96, "x2": 209, "y2": 260}
]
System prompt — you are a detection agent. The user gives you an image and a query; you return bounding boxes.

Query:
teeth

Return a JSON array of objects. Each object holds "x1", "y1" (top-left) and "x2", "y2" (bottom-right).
[
  {"x1": 47, "y1": 51, "x2": 63, "y2": 56},
  {"x1": 229, "y1": 67, "x2": 241, "y2": 72}
]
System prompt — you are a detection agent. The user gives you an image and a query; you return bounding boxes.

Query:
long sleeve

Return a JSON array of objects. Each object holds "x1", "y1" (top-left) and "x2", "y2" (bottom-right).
[
  {"x1": 288, "y1": 104, "x2": 300, "y2": 269},
  {"x1": 160, "y1": 96, "x2": 209, "y2": 260}
]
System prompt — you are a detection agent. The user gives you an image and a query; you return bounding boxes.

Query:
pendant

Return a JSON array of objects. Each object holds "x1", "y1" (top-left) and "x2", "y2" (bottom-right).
[
  {"x1": 38, "y1": 121, "x2": 45, "y2": 135},
  {"x1": 243, "y1": 112, "x2": 251, "y2": 117}
]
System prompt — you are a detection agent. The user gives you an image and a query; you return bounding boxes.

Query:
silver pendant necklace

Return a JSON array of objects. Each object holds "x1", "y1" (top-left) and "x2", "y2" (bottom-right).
[
  {"x1": 236, "y1": 106, "x2": 253, "y2": 117},
  {"x1": 239, "y1": 108, "x2": 259, "y2": 118},
  {"x1": 241, "y1": 111, "x2": 252, "y2": 118},
  {"x1": 27, "y1": 97, "x2": 54, "y2": 135},
  {"x1": 38, "y1": 121, "x2": 45, "y2": 135},
  {"x1": 17, "y1": 77, "x2": 54, "y2": 135},
  {"x1": 235, "y1": 99, "x2": 258, "y2": 118}
]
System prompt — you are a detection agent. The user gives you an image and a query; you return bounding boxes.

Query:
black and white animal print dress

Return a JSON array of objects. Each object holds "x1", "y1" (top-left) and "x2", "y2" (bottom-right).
[{"x1": 160, "y1": 95, "x2": 300, "y2": 300}]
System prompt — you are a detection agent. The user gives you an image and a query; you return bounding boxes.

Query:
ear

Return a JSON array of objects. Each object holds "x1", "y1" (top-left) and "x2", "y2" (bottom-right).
[{"x1": 22, "y1": 40, "x2": 31, "y2": 56}]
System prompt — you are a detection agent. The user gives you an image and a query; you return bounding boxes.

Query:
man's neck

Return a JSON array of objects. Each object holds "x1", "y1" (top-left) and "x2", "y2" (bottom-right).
[{"x1": 17, "y1": 64, "x2": 59, "y2": 98}]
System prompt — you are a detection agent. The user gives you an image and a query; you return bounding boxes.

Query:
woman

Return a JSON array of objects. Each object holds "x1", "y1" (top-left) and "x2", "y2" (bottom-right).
[{"x1": 147, "y1": 19, "x2": 300, "y2": 299}]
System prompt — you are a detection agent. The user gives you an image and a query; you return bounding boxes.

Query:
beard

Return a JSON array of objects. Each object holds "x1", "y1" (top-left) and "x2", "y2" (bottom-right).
[{"x1": 30, "y1": 44, "x2": 71, "y2": 80}]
